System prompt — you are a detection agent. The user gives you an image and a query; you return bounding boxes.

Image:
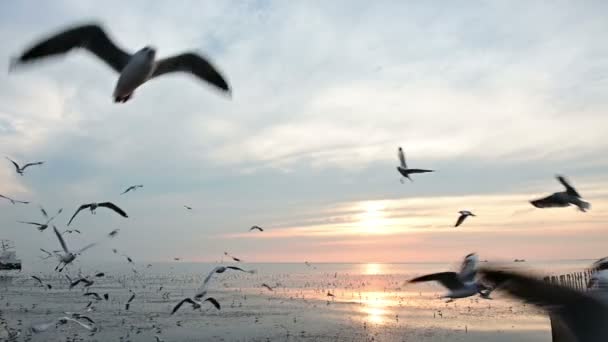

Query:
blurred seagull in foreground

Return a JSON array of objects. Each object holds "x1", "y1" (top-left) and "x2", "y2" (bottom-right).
[
  {"x1": 31, "y1": 316, "x2": 96, "y2": 334},
  {"x1": 67, "y1": 201, "x2": 128, "y2": 226},
  {"x1": 11, "y1": 23, "x2": 232, "y2": 103},
  {"x1": 409, "y1": 253, "x2": 492, "y2": 300},
  {"x1": 5, "y1": 157, "x2": 44, "y2": 176},
  {"x1": 530, "y1": 175, "x2": 590, "y2": 212},
  {"x1": 454, "y1": 210, "x2": 475, "y2": 227},
  {"x1": 480, "y1": 265, "x2": 608, "y2": 342},
  {"x1": 53, "y1": 226, "x2": 96, "y2": 272},
  {"x1": 18, "y1": 207, "x2": 62, "y2": 231},
  {"x1": 396, "y1": 147, "x2": 434, "y2": 183},
  {"x1": 121, "y1": 184, "x2": 143, "y2": 195}
]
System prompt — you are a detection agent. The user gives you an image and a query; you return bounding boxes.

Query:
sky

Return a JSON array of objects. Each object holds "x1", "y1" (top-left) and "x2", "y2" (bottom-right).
[{"x1": 1, "y1": 1, "x2": 607, "y2": 266}]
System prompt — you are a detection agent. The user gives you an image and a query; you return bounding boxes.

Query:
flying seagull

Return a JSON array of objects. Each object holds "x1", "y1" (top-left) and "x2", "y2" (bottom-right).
[
  {"x1": 530, "y1": 175, "x2": 590, "y2": 212},
  {"x1": 53, "y1": 226, "x2": 96, "y2": 272},
  {"x1": 70, "y1": 278, "x2": 94, "y2": 289},
  {"x1": 171, "y1": 297, "x2": 220, "y2": 315},
  {"x1": 67, "y1": 201, "x2": 128, "y2": 226},
  {"x1": 108, "y1": 229, "x2": 120, "y2": 238},
  {"x1": 0, "y1": 194, "x2": 28, "y2": 205},
  {"x1": 18, "y1": 207, "x2": 62, "y2": 231},
  {"x1": 224, "y1": 252, "x2": 242, "y2": 262},
  {"x1": 11, "y1": 23, "x2": 231, "y2": 103},
  {"x1": 5, "y1": 157, "x2": 44, "y2": 176},
  {"x1": 249, "y1": 225, "x2": 263, "y2": 232},
  {"x1": 195, "y1": 266, "x2": 255, "y2": 299},
  {"x1": 409, "y1": 253, "x2": 491, "y2": 300},
  {"x1": 454, "y1": 210, "x2": 475, "y2": 228},
  {"x1": 396, "y1": 147, "x2": 434, "y2": 183},
  {"x1": 479, "y1": 266, "x2": 608, "y2": 342},
  {"x1": 261, "y1": 283, "x2": 274, "y2": 291},
  {"x1": 31, "y1": 276, "x2": 52, "y2": 290},
  {"x1": 121, "y1": 184, "x2": 143, "y2": 195},
  {"x1": 184, "y1": 205, "x2": 193, "y2": 210},
  {"x1": 31, "y1": 316, "x2": 97, "y2": 334}
]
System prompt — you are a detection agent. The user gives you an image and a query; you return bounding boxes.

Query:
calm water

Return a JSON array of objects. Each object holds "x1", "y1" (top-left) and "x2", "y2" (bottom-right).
[{"x1": 0, "y1": 260, "x2": 593, "y2": 341}]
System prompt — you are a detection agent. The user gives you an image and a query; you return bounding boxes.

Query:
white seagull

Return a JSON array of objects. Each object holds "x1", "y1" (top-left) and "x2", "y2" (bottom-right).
[
  {"x1": 5, "y1": 157, "x2": 44, "y2": 176},
  {"x1": 480, "y1": 266, "x2": 608, "y2": 342},
  {"x1": 530, "y1": 175, "x2": 590, "y2": 212},
  {"x1": 454, "y1": 210, "x2": 475, "y2": 227},
  {"x1": 11, "y1": 23, "x2": 231, "y2": 103},
  {"x1": 53, "y1": 226, "x2": 96, "y2": 272},
  {"x1": 396, "y1": 147, "x2": 434, "y2": 183},
  {"x1": 409, "y1": 253, "x2": 491, "y2": 300},
  {"x1": 31, "y1": 316, "x2": 96, "y2": 334},
  {"x1": 121, "y1": 184, "x2": 143, "y2": 195},
  {"x1": 67, "y1": 201, "x2": 128, "y2": 226},
  {"x1": 18, "y1": 207, "x2": 62, "y2": 231}
]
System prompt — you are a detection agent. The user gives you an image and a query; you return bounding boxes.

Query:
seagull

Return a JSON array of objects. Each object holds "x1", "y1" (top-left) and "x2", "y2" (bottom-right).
[
  {"x1": 396, "y1": 147, "x2": 434, "y2": 183},
  {"x1": 84, "y1": 292, "x2": 102, "y2": 301},
  {"x1": 249, "y1": 225, "x2": 264, "y2": 232},
  {"x1": 121, "y1": 184, "x2": 143, "y2": 195},
  {"x1": 409, "y1": 253, "x2": 491, "y2": 300},
  {"x1": 195, "y1": 266, "x2": 255, "y2": 299},
  {"x1": 108, "y1": 229, "x2": 120, "y2": 238},
  {"x1": 5, "y1": 157, "x2": 44, "y2": 176},
  {"x1": 454, "y1": 210, "x2": 475, "y2": 227},
  {"x1": 224, "y1": 252, "x2": 242, "y2": 262},
  {"x1": 530, "y1": 175, "x2": 591, "y2": 212},
  {"x1": 31, "y1": 316, "x2": 96, "y2": 334},
  {"x1": 171, "y1": 297, "x2": 220, "y2": 315},
  {"x1": 480, "y1": 266, "x2": 608, "y2": 342},
  {"x1": 125, "y1": 293, "x2": 136, "y2": 310},
  {"x1": 11, "y1": 23, "x2": 232, "y2": 103},
  {"x1": 52, "y1": 226, "x2": 96, "y2": 272},
  {"x1": 67, "y1": 201, "x2": 128, "y2": 225},
  {"x1": 18, "y1": 207, "x2": 62, "y2": 231},
  {"x1": 39, "y1": 248, "x2": 54, "y2": 260},
  {"x1": 184, "y1": 205, "x2": 193, "y2": 210},
  {"x1": 261, "y1": 283, "x2": 274, "y2": 291},
  {"x1": 0, "y1": 194, "x2": 28, "y2": 205},
  {"x1": 70, "y1": 278, "x2": 94, "y2": 289},
  {"x1": 62, "y1": 229, "x2": 81, "y2": 235},
  {"x1": 31, "y1": 276, "x2": 52, "y2": 290}
]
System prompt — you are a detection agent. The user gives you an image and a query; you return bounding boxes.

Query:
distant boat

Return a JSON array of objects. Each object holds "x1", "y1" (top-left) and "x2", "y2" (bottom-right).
[{"x1": 0, "y1": 240, "x2": 22, "y2": 271}]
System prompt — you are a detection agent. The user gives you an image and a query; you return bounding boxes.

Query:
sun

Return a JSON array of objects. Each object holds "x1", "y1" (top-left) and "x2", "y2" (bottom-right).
[{"x1": 356, "y1": 201, "x2": 388, "y2": 234}]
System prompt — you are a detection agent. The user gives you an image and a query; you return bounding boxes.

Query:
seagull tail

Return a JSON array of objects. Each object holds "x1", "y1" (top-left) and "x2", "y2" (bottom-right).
[{"x1": 579, "y1": 200, "x2": 591, "y2": 212}]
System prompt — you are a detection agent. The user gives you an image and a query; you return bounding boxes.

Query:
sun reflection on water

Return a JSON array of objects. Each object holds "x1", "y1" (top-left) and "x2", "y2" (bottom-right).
[{"x1": 364, "y1": 263, "x2": 382, "y2": 275}]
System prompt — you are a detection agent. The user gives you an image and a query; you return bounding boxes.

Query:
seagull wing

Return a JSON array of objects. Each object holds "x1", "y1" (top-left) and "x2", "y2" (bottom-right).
[
  {"x1": 480, "y1": 268, "x2": 608, "y2": 341},
  {"x1": 120, "y1": 186, "x2": 134, "y2": 195},
  {"x1": 21, "y1": 161, "x2": 44, "y2": 170},
  {"x1": 53, "y1": 226, "x2": 69, "y2": 253},
  {"x1": 40, "y1": 206, "x2": 48, "y2": 218},
  {"x1": 16, "y1": 24, "x2": 131, "y2": 73},
  {"x1": 31, "y1": 276, "x2": 43, "y2": 285},
  {"x1": 171, "y1": 298, "x2": 196, "y2": 315},
  {"x1": 203, "y1": 266, "x2": 221, "y2": 286},
  {"x1": 75, "y1": 315, "x2": 95, "y2": 325},
  {"x1": 557, "y1": 175, "x2": 581, "y2": 198},
  {"x1": 530, "y1": 193, "x2": 569, "y2": 208},
  {"x1": 406, "y1": 169, "x2": 434, "y2": 174},
  {"x1": 5, "y1": 157, "x2": 20, "y2": 173},
  {"x1": 454, "y1": 214, "x2": 467, "y2": 227},
  {"x1": 98, "y1": 202, "x2": 128, "y2": 217},
  {"x1": 262, "y1": 283, "x2": 274, "y2": 291},
  {"x1": 127, "y1": 293, "x2": 136, "y2": 303},
  {"x1": 151, "y1": 53, "x2": 231, "y2": 93},
  {"x1": 226, "y1": 266, "x2": 247, "y2": 272},
  {"x1": 18, "y1": 221, "x2": 43, "y2": 226},
  {"x1": 397, "y1": 148, "x2": 407, "y2": 168},
  {"x1": 409, "y1": 272, "x2": 464, "y2": 290},
  {"x1": 62, "y1": 317, "x2": 96, "y2": 331},
  {"x1": 67, "y1": 204, "x2": 91, "y2": 226},
  {"x1": 204, "y1": 297, "x2": 221, "y2": 310},
  {"x1": 75, "y1": 243, "x2": 96, "y2": 255}
]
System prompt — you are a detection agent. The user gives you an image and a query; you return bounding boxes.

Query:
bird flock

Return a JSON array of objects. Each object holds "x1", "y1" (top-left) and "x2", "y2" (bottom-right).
[{"x1": 1, "y1": 20, "x2": 603, "y2": 341}]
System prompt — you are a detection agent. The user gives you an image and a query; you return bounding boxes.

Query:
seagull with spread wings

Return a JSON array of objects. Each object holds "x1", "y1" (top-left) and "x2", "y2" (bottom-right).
[
  {"x1": 121, "y1": 184, "x2": 143, "y2": 195},
  {"x1": 18, "y1": 207, "x2": 62, "y2": 231},
  {"x1": 52, "y1": 226, "x2": 96, "y2": 272},
  {"x1": 67, "y1": 201, "x2": 128, "y2": 226},
  {"x1": 249, "y1": 225, "x2": 264, "y2": 232},
  {"x1": 454, "y1": 210, "x2": 475, "y2": 227},
  {"x1": 11, "y1": 23, "x2": 231, "y2": 103},
  {"x1": 171, "y1": 297, "x2": 220, "y2": 315},
  {"x1": 396, "y1": 147, "x2": 434, "y2": 183},
  {"x1": 530, "y1": 175, "x2": 590, "y2": 212},
  {"x1": 5, "y1": 157, "x2": 44, "y2": 176}
]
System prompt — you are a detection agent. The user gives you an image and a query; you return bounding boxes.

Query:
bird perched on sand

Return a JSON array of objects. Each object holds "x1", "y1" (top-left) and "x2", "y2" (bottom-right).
[
  {"x1": 11, "y1": 23, "x2": 231, "y2": 103},
  {"x1": 5, "y1": 157, "x2": 44, "y2": 176},
  {"x1": 67, "y1": 201, "x2": 128, "y2": 226},
  {"x1": 530, "y1": 175, "x2": 590, "y2": 212},
  {"x1": 454, "y1": 210, "x2": 475, "y2": 227},
  {"x1": 396, "y1": 147, "x2": 433, "y2": 183}
]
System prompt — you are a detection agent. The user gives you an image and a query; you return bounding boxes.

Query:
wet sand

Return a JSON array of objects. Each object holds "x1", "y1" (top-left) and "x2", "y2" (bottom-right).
[{"x1": 0, "y1": 263, "x2": 553, "y2": 341}]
